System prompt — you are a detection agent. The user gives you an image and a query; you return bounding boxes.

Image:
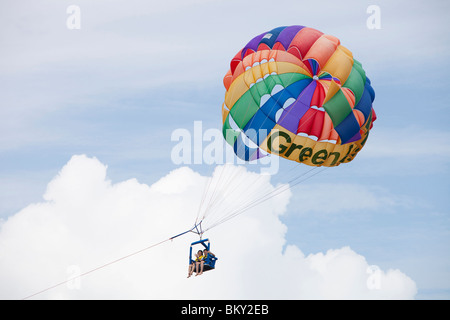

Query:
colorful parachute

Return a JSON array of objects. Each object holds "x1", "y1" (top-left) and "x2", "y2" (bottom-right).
[{"x1": 222, "y1": 25, "x2": 376, "y2": 167}]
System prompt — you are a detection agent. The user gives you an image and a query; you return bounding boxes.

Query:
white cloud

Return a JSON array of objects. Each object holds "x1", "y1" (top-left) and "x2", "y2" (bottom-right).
[{"x1": 0, "y1": 155, "x2": 416, "y2": 299}]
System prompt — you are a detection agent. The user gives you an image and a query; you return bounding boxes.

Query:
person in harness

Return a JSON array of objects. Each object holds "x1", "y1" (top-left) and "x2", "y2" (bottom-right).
[
  {"x1": 196, "y1": 249, "x2": 215, "y2": 276},
  {"x1": 187, "y1": 239, "x2": 218, "y2": 277},
  {"x1": 187, "y1": 250, "x2": 203, "y2": 278}
]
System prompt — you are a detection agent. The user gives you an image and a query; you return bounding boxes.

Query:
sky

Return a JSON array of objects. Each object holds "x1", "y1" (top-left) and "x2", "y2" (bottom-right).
[{"x1": 0, "y1": 0, "x2": 449, "y2": 299}]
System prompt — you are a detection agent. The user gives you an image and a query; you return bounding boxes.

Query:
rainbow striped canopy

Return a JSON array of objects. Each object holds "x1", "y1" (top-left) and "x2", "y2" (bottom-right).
[{"x1": 222, "y1": 25, "x2": 376, "y2": 167}]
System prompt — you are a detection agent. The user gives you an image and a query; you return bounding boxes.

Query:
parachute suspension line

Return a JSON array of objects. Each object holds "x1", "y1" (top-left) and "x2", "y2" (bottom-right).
[
  {"x1": 196, "y1": 164, "x2": 268, "y2": 232},
  {"x1": 256, "y1": 167, "x2": 328, "y2": 208},
  {"x1": 203, "y1": 166, "x2": 327, "y2": 232},
  {"x1": 207, "y1": 173, "x2": 259, "y2": 226},
  {"x1": 202, "y1": 168, "x2": 313, "y2": 231},
  {"x1": 207, "y1": 171, "x2": 271, "y2": 228},
  {"x1": 198, "y1": 161, "x2": 312, "y2": 233},
  {"x1": 195, "y1": 164, "x2": 263, "y2": 235},
  {"x1": 194, "y1": 168, "x2": 214, "y2": 225},
  {"x1": 200, "y1": 163, "x2": 313, "y2": 231},
  {"x1": 195, "y1": 164, "x2": 235, "y2": 227},
  {"x1": 203, "y1": 168, "x2": 314, "y2": 232},
  {"x1": 199, "y1": 164, "x2": 242, "y2": 223},
  {"x1": 195, "y1": 156, "x2": 231, "y2": 226},
  {"x1": 199, "y1": 164, "x2": 246, "y2": 223},
  {"x1": 201, "y1": 165, "x2": 229, "y2": 219}
]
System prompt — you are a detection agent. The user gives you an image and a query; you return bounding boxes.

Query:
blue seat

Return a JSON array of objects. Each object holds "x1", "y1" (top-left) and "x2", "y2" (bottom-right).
[{"x1": 189, "y1": 238, "x2": 218, "y2": 271}]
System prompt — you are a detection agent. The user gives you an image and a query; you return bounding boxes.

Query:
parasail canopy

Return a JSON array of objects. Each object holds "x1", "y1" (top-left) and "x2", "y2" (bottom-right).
[{"x1": 222, "y1": 25, "x2": 376, "y2": 167}]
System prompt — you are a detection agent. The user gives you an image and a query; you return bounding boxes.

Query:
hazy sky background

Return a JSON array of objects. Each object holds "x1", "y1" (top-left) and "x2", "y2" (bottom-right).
[{"x1": 0, "y1": 0, "x2": 449, "y2": 299}]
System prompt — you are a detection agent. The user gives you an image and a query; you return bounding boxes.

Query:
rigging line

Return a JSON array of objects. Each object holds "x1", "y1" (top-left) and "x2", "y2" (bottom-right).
[
  {"x1": 196, "y1": 159, "x2": 226, "y2": 226},
  {"x1": 195, "y1": 167, "x2": 215, "y2": 225},
  {"x1": 200, "y1": 164, "x2": 230, "y2": 220},
  {"x1": 203, "y1": 165, "x2": 316, "y2": 229},
  {"x1": 198, "y1": 163, "x2": 249, "y2": 228},
  {"x1": 199, "y1": 162, "x2": 286, "y2": 227},
  {"x1": 204, "y1": 176, "x2": 305, "y2": 231},
  {"x1": 221, "y1": 168, "x2": 329, "y2": 227},
  {"x1": 260, "y1": 167, "x2": 328, "y2": 203},
  {"x1": 204, "y1": 166, "x2": 324, "y2": 231},
  {"x1": 204, "y1": 163, "x2": 271, "y2": 217},
  {"x1": 235, "y1": 168, "x2": 324, "y2": 222},
  {"x1": 200, "y1": 165, "x2": 243, "y2": 220},
  {"x1": 205, "y1": 157, "x2": 317, "y2": 232},
  {"x1": 21, "y1": 230, "x2": 190, "y2": 300},
  {"x1": 197, "y1": 167, "x2": 222, "y2": 221},
  {"x1": 197, "y1": 164, "x2": 230, "y2": 224},
  {"x1": 204, "y1": 158, "x2": 304, "y2": 224},
  {"x1": 222, "y1": 167, "x2": 315, "y2": 220},
  {"x1": 204, "y1": 174, "x2": 262, "y2": 224},
  {"x1": 206, "y1": 168, "x2": 275, "y2": 221}
]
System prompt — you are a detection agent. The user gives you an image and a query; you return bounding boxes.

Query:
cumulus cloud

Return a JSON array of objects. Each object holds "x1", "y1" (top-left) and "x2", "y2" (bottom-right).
[{"x1": 0, "y1": 155, "x2": 417, "y2": 299}]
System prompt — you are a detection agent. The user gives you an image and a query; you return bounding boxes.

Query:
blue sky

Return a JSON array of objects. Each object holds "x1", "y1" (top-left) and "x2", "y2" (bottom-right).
[{"x1": 1, "y1": 0, "x2": 449, "y2": 299}]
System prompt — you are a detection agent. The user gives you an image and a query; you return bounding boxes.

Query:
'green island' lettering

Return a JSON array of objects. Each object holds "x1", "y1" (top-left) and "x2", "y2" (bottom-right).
[{"x1": 266, "y1": 130, "x2": 357, "y2": 166}]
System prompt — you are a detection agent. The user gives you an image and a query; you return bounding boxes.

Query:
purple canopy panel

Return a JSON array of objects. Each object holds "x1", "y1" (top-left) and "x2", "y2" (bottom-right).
[
  {"x1": 240, "y1": 33, "x2": 266, "y2": 59},
  {"x1": 275, "y1": 26, "x2": 305, "y2": 50},
  {"x1": 277, "y1": 81, "x2": 317, "y2": 133}
]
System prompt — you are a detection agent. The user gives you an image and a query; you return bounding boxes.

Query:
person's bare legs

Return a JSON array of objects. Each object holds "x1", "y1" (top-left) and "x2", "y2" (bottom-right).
[
  {"x1": 196, "y1": 261, "x2": 205, "y2": 276},
  {"x1": 187, "y1": 263, "x2": 194, "y2": 278},
  {"x1": 194, "y1": 261, "x2": 200, "y2": 275}
]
